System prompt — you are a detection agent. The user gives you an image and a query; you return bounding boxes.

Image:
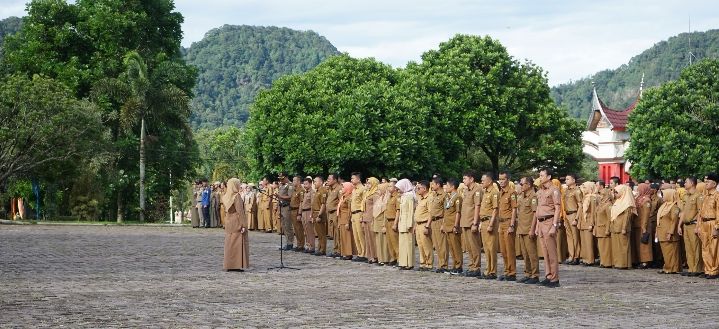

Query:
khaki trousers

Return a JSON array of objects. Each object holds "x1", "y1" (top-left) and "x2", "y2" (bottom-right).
[
  {"x1": 416, "y1": 224, "x2": 433, "y2": 269},
  {"x1": 699, "y1": 220, "x2": 719, "y2": 275},
  {"x1": 481, "y1": 221, "x2": 498, "y2": 276},
  {"x1": 385, "y1": 219, "x2": 399, "y2": 262},
  {"x1": 537, "y1": 220, "x2": 559, "y2": 281},
  {"x1": 683, "y1": 223, "x2": 703, "y2": 273},
  {"x1": 498, "y1": 221, "x2": 516, "y2": 276},
  {"x1": 351, "y1": 213, "x2": 365, "y2": 257},
  {"x1": 291, "y1": 209, "x2": 305, "y2": 248},
  {"x1": 314, "y1": 215, "x2": 328, "y2": 254},
  {"x1": 375, "y1": 231, "x2": 389, "y2": 263},
  {"x1": 338, "y1": 223, "x2": 353, "y2": 257},
  {"x1": 431, "y1": 220, "x2": 448, "y2": 269},
  {"x1": 462, "y1": 227, "x2": 482, "y2": 272},
  {"x1": 565, "y1": 213, "x2": 581, "y2": 260},
  {"x1": 518, "y1": 234, "x2": 538, "y2": 278},
  {"x1": 301, "y1": 211, "x2": 315, "y2": 250},
  {"x1": 363, "y1": 222, "x2": 376, "y2": 260},
  {"x1": 447, "y1": 230, "x2": 463, "y2": 270}
]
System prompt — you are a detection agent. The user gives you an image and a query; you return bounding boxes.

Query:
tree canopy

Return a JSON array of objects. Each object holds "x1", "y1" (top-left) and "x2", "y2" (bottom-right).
[
  {"x1": 625, "y1": 59, "x2": 719, "y2": 179},
  {"x1": 184, "y1": 25, "x2": 340, "y2": 130}
]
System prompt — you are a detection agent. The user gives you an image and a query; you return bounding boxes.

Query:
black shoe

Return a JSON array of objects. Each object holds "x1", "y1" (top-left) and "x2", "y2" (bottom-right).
[
  {"x1": 690, "y1": 272, "x2": 703, "y2": 277},
  {"x1": 483, "y1": 274, "x2": 497, "y2": 280},
  {"x1": 461, "y1": 271, "x2": 479, "y2": 277},
  {"x1": 524, "y1": 277, "x2": 539, "y2": 284},
  {"x1": 680, "y1": 271, "x2": 690, "y2": 276},
  {"x1": 313, "y1": 252, "x2": 326, "y2": 256},
  {"x1": 341, "y1": 256, "x2": 353, "y2": 260},
  {"x1": 280, "y1": 244, "x2": 293, "y2": 251},
  {"x1": 637, "y1": 263, "x2": 649, "y2": 269},
  {"x1": 517, "y1": 276, "x2": 530, "y2": 283},
  {"x1": 388, "y1": 261, "x2": 398, "y2": 266},
  {"x1": 435, "y1": 268, "x2": 447, "y2": 274},
  {"x1": 599, "y1": 265, "x2": 612, "y2": 268},
  {"x1": 504, "y1": 275, "x2": 516, "y2": 281},
  {"x1": 304, "y1": 249, "x2": 315, "y2": 254},
  {"x1": 562, "y1": 259, "x2": 573, "y2": 265},
  {"x1": 538, "y1": 278, "x2": 551, "y2": 285},
  {"x1": 497, "y1": 275, "x2": 506, "y2": 281},
  {"x1": 544, "y1": 280, "x2": 560, "y2": 288},
  {"x1": 705, "y1": 274, "x2": 719, "y2": 279}
]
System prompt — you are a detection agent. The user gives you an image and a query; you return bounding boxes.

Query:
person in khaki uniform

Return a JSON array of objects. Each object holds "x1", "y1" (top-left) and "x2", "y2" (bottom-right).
[
  {"x1": 535, "y1": 169, "x2": 562, "y2": 287},
  {"x1": 657, "y1": 189, "x2": 681, "y2": 274},
  {"x1": 244, "y1": 184, "x2": 258, "y2": 232},
  {"x1": 289, "y1": 176, "x2": 305, "y2": 252},
  {"x1": 299, "y1": 177, "x2": 316, "y2": 253},
  {"x1": 594, "y1": 182, "x2": 614, "y2": 268},
  {"x1": 271, "y1": 182, "x2": 281, "y2": 234},
  {"x1": 325, "y1": 174, "x2": 342, "y2": 258},
  {"x1": 372, "y1": 183, "x2": 391, "y2": 265},
  {"x1": 698, "y1": 173, "x2": 719, "y2": 279},
  {"x1": 497, "y1": 172, "x2": 517, "y2": 281},
  {"x1": 516, "y1": 177, "x2": 539, "y2": 284},
  {"x1": 414, "y1": 181, "x2": 433, "y2": 270},
  {"x1": 312, "y1": 176, "x2": 329, "y2": 256},
  {"x1": 611, "y1": 184, "x2": 635, "y2": 269},
  {"x1": 362, "y1": 178, "x2": 380, "y2": 264},
  {"x1": 460, "y1": 171, "x2": 483, "y2": 277},
  {"x1": 633, "y1": 183, "x2": 654, "y2": 269},
  {"x1": 678, "y1": 178, "x2": 703, "y2": 276},
  {"x1": 350, "y1": 172, "x2": 367, "y2": 262},
  {"x1": 277, "y1": 173, "x2": 294, "y2": 250},
  {"x1": 260, "y1": 178, "x2": 274, "y2": 232},
  {"x1": 578, "y1": 182, "x2": 597, "y2": 265},
  {"x1": 395, "y1": 179, "x2": 416, "y2": 270},
  {"x1": 552, "y1": 179, "x2": 569, "y2": 263},
  {"x1": 385, "y1": 180, "x2": 400, "y2": 266},
  {"x1": 479, "y1": 173, "x2": 499, "y2": 280},
  {"x1": 428, "y1": 177, "x2": 449, "y2": 273},
  {"x1": 443, "y1": 179, "x2": 463, "y2": 274},
  {"x1": 563, "y1": 174, "x2": 582, "y2": 265},
  {"x1": 337, "y1": 182, "x2": 355, "y2": 260}
]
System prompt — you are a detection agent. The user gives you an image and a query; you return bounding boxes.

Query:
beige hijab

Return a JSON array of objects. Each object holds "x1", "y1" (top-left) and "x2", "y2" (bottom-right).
[
  {"x1": 222, "y1": 178, "x2": 242, "y2": 211},
  {"x1": 611, "y1": 184, "x2": 636, "y2": 220},
  {"x1": 372, "y1": 183, "x2": 390, "y2": 218},
  {"x1": 657, "y1": 189, "x2": 678, "y2": 219},
  {"x1": 581, "y1": 181, "x2": 596, "y2": 212}
]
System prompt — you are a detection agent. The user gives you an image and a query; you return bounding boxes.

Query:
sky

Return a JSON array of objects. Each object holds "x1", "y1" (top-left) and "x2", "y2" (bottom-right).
[{"x1": 2, "y1": 0, "x2": 717, "y2": 86}]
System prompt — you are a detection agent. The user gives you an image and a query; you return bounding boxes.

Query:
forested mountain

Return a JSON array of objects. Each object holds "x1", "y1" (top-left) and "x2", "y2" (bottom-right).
[
  {"x1": 184, "y1": 25, "x2": 340, "y2": 129},
  {"x1": 0, "y1": 16, "x2": 23, "y2": 58},
  {"x1": 551, "y1": 29, "x2": 719, "y2": 119}
]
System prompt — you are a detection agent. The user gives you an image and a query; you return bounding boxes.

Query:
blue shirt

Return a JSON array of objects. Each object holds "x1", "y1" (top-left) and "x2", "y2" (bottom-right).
[{"x1": 201, "y1": 188, "x2": 211, "y2": 207}]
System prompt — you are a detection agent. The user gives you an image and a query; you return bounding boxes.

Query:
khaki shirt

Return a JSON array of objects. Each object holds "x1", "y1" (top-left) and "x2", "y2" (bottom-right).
[
  {"x1": 289, "y1": 185, "x2": 302, "y2": 209},
  {"x1": 536, "y1": 185, "x2": 560, "y2": 219},
  {"x1": 429, "y1": 190, "x2": 447, "y2": 219},
  {"x1": 325, "y1": 184, "x2": 341, "y2": 213},
  {"x1": 681, "y1": 189, "x2": 700, "y2": 223},
  {"x1": 516, "y1": 189, "x2": 537, "y2": 234},
  {"x1": 701, "y1": 190, "x2": 719, "y2": 220},
  {"x1": 460, "y1": 183, "x2": 482, "y2": 227},
  {"x1": 479, "y1": 186, "x2": 499, "y2": 219},
  {"x1": 301, "y1": 188, "x2": 313, "y2": 211},
  {"x1": 415, "y1": 193, "x2": 431, "y2": 224},
  {"x1": 278, "y1": 183, "x2": 290, "y2": 205},
  {"x1": 351, "y1": 184, "x2": 365, "y2": 213},
  {"x1": 564, "y1": 185, "x2": 582, "y2": 213},
  {"x1": 385, "y1": 192, "x2": 399, "y2": 220},
  {"x1": 312, "y1": 186, "x2": 328, "y2": 217},
  {"x1": 657, "y1": 205, "x2": 680, "y2": 242},
  {"x1": 443, "y1": 192, "x2": 461, "y2": 232},
  {"x1": 498, "y1": 186, "x2": 517, "y2": 220}
]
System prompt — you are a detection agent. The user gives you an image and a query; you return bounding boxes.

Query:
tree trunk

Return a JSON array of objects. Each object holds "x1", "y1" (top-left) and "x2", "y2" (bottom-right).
[
  {"x1": 491, "y1": 154, "x2": 499, "y2": 178},
  {"x1": 139, "y1": 117, "x2": 146, "y2": 222},
  {"x1": 117, "y1": 192, "x2": 124, "y2": 223}
]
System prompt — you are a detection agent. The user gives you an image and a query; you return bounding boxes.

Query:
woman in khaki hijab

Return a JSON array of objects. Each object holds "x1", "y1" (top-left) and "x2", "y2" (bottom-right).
[
  {"x1": 656, "y1": 189, "x2": 681, "y2": 274},
  {"x1": 222, "y1": 178, "x2": 249, "y2": 271},
  {"x1": 394, "y1": 179, "x2": 416, "y2": 270},
  {"x1": 337, "y1": 182, "x2": 355, "y2": 260},
  {"x1": 594, "y1": 183, "x2": 614, "y2": 268},
  {"x1": 372, "y1": 183, "x2": 391, "y2": 265},
  {"x1": 579, "y1": 182, "x2": 597, "y2": 266},
  {"x1": 611, "y1": 184, "x2": 636, "y2": 269}
]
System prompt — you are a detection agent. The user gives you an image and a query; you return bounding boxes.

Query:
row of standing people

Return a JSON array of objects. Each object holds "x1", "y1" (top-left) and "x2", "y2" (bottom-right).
[{"x1": 191, "y1": 180, "x2": 224, "y2": 228}]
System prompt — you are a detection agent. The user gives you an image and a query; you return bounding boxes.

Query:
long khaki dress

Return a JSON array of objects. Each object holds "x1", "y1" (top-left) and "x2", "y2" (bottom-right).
[
  {"x1": 594, "y1": 195, "x2": 613, "y2": 267},
  {"x1": 398, "y1": 194, "x2": 416, "y2": 268},
  {"x1": 337, "y1": 197, "x2": 353, "y2": 257},
  {"x1": 610, "y1": 208, "x2": 633, "y2": 269},
  {"x1": 224, "y1": 194, "x2": 249, "y2": 270}
]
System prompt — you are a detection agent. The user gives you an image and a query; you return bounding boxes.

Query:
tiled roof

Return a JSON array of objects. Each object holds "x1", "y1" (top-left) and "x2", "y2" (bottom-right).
[{"x1": 596, "y1": 97, "x2": 637, "y2": 131}]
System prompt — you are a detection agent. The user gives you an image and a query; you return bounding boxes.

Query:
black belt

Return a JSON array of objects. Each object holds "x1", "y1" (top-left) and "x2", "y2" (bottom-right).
[
  {"x1": 290, "y1": 207, "x2": 299, "y2": 210},
  {"x1": 352, "y1": 210, "x2": 362, "y2": 214},
  {"x1": 537, "y1": 215, "x2": 553, "y2": 222},
  {"x1": 480, "y1": 217, "x2": 491, "y2": 222},
  {"x1": 432, "y1": 216, "x2": 443, "y2": 220},
  {"x1": 566, "y1": 210, "x2": 577, "y2": 215},
  {"x1": 386, "y1": 217, "x2": 396, "y2": 221},
  {"x1": 327, "y1": 209, "x2": 336, "y2": 212},
  {"x1": 685, "y1": 220, "x2": 697, "y2": 225},
  {"x1": 301, "y1": 208, "x2": 311, "y2": 211},
  {"x1": 703, "y1": 218, "x2": 716, "y2": 222},
  {"x1": 498, "y1": 218, "x2": 511, "y2": 222}
]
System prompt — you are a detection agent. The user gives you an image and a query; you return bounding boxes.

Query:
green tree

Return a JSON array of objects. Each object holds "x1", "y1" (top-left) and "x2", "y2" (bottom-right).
[
  {"x1": 405, "y1": 34, "x2": 583, "y2": 175},
  {"x1": 195, "y1": 126, "x2": 252, "y2": 182},
  {"x1": 3, "y1": 0, "x2": 197, "y2": 222},
  {"x1": 246, "y1": 54, "x2": 440, "y2": 178},
  {"x1": 0, "y1": 74, "x2": 105, "y2": 189},
  {"x1": 626, "y1": 59, "x2": 719, "y2": 179}
]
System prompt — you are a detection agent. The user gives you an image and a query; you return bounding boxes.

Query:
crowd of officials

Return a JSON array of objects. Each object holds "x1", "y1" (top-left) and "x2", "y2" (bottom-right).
[{"x1": 213, "y1": 169, "x2": 719, "y2": 287}]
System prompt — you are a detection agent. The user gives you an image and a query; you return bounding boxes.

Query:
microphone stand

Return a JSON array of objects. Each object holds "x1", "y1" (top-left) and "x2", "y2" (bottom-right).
[{"x1": 257, "y1": 187, "x2": 300, "y2": 271}]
